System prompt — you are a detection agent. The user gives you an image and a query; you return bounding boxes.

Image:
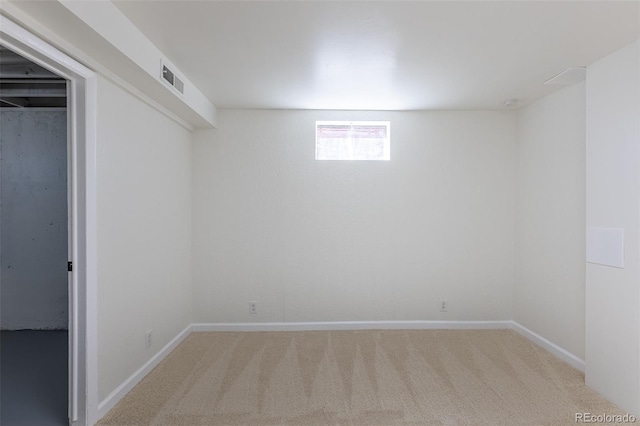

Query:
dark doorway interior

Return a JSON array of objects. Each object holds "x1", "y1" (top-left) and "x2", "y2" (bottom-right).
[
  {"x1": 1, "y1": 331, "x2": 68, "y2": 425},
  {"x1": 0, "y1": 46, "x2": 69, "y2": 426}
]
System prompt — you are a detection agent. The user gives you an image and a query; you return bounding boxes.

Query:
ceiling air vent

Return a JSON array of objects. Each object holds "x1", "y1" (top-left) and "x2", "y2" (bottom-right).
[
  {"x1": 161, "y1": 63, "x2": 184, "y2": 95},
  {"x1": 544, "y1": 67, "x2": 586, "y2": 86}
]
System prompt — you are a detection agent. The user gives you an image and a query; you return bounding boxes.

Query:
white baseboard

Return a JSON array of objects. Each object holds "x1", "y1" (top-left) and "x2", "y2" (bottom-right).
[
  {"x1": 97, "y1": 324, "x2": 192, "y2": 419},
  {"x1": 192, "y1": 320, "x2": 512, "y2": 332},
  {"x1": 509, "y1": 321, "x2": 585, "y2": 372}
]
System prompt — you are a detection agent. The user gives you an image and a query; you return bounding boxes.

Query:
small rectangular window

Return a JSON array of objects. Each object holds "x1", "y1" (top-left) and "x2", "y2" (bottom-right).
[{"x1": 316, "y1": 121, "x2": 390, "y2": 161}]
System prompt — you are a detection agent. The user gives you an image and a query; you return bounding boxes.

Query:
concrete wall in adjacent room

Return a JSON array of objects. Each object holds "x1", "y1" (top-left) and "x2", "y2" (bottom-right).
[{"x1": 0, "y1": 109, "x2": 69, "y2": 330}]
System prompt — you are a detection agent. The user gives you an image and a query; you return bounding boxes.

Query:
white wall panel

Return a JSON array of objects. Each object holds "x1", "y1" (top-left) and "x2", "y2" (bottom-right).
[
  {"x1": 585, "y1": 40, "x2": 640, "y2": 416},
  {"x1": 514, "y1": 82, "x2": 586, "y2": 359},
  {"x1": 96, "y1": 77, "x2": 192, "y2": 401},
  {"x1": 192, "y1": 110, "x2": 516, "y2": 324}
]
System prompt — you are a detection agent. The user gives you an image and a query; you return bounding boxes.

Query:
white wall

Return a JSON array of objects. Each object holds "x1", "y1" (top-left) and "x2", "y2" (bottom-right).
[
  {"x1": 96, "y1": 76, "x2": 192, "y2": 401},
  {"x1": 514, "y1": 83, "x2": 586, "y2": 359},
  {"x1": 1, "y1": 110, "x2": 68, "y2": 330},
  {"x1": 585, "y1": 40, "x2": 640, "y2": 415},
  {"x1": 192, "y1": 110, "x2": 516, "y2": 324}
]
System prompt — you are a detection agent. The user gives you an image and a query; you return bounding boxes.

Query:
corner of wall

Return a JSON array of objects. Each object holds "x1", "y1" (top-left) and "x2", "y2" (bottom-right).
[{"x1": 512, "y1": 82, "x2": 587, "y2": 360}]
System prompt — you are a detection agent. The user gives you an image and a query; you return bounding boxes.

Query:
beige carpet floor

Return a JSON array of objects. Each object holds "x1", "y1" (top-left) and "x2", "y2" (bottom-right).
[{"x1": 98, "y1": 329, "x2": 625, "y2": 425}]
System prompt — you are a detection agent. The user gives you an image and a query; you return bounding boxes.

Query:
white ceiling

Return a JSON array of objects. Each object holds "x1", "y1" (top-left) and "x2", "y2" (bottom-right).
[{"x1": 114, "y1": 1, "x2": 639, "y2": 111}]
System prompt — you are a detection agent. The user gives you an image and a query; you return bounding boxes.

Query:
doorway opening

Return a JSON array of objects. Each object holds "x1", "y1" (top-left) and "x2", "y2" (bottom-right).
[
  {"x1": 0, "y1": 45, "x2": 69, "y2": 426},
  {"x1": 0, "y1": 14, "x2": 98, "y2": 426}
]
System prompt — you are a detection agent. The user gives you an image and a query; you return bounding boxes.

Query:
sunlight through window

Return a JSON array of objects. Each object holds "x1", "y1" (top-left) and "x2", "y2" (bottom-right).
[{"x1": 315, "y1": 121, "x2": 390, "y2": 161}]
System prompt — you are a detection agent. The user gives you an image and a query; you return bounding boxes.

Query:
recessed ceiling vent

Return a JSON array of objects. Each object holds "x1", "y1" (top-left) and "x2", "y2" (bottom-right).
[
  {"x1": 161, "y1": 63, "x2": 184, "y2": 95},
  {"x1": 545, "y1": 67, "x2": 586, "y2": 86}
]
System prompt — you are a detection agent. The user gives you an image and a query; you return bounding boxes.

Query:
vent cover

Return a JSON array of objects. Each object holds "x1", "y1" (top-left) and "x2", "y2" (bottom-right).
[
  {"x1": 161, "y1": 64, "x2": 184, "y2": 95},
  {"x1": 545, "y1": 67, "x2": 586, "y2": 86}
]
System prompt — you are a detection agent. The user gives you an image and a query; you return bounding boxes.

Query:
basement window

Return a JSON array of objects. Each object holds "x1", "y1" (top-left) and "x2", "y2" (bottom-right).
[{"x1": 315, "y1": 121, "x2": 390, "y2": 161}]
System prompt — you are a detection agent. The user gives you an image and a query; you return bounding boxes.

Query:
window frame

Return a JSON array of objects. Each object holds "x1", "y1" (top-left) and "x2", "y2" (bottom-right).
[{"x1": 315, "y1": 120, "x2": 391, "y2": 161}]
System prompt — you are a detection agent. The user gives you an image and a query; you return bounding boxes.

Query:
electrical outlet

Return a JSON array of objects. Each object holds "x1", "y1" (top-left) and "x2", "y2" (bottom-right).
[
  {"x1": 439, "y1": 298, "x2": 448, "y2": 312},
  {"x1": 249, "y1": 301, "x2": 257, "y2": 315},
  {"x1": 145, "y1": 330, "x2": 153, "y2": 348}
]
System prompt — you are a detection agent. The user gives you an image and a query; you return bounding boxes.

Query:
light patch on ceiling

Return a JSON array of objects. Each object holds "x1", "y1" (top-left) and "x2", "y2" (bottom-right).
[
  {"x1": 112, "y1": 1, "x2": 639, "y2": 110},
  {"x1": 312, "y1": 32, "x2": 401, "y2": 110},
  {"x1": 312, "y1": 56, "x2": 398, "y2": 109}
]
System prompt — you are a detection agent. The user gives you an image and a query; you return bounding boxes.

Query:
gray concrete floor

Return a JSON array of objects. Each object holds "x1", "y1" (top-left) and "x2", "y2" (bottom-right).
[{"x1": 1, "y1": 330, "x2": 68, "y2": 426}]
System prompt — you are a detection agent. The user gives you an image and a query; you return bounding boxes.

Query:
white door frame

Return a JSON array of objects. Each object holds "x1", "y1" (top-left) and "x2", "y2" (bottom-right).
[{"x1": 0, "y1": 15, "x2": 98, "y2": 426}]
